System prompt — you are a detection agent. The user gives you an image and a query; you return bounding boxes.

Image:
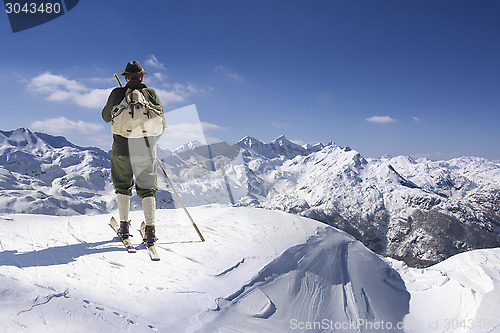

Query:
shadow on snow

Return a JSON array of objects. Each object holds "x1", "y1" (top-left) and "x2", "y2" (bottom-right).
[{"x1": 0, "y1": 239, "x2": 126, "y2": 268}]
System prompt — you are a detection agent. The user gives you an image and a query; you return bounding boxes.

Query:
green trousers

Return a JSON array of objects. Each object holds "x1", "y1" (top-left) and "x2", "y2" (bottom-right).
[{"x1": 111, "y1": 155, "x2": 157, "y2": 199}]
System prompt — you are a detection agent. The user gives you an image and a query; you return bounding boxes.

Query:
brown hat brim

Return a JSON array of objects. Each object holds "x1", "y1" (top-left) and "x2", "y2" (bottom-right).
[{"x1": 119, "y1": 70, "x2": 149, "y2": 75}]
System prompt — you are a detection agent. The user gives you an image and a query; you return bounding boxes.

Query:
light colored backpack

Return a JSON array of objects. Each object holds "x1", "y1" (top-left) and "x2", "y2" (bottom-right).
[{"x1": 111, "y1": 88, "x2": 165, "y2": 138}]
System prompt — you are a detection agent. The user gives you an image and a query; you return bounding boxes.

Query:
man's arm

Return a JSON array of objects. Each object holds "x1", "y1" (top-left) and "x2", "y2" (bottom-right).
[
  {"x1": 144, "y1": 88, "x2": 163, "y2": 110},
  {"x1": 102, "y1": 87, "x2": 126, "y2": 123}
]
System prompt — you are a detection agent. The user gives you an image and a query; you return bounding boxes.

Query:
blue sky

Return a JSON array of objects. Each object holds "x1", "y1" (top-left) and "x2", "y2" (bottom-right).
[{"x1": 1, "y1": 0, "x2": 499, "y2": 160}]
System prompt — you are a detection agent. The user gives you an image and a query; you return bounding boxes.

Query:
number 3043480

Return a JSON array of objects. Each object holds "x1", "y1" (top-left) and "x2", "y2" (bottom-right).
[{"x1": 5, "y1": 2, "x2": 62, "y2": 14}]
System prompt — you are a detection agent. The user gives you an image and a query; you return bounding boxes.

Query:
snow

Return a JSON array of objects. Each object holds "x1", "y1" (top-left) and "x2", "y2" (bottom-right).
[
  {"x1": 1, "y1": 128, "x2": 499, "y2": 332},
  {"x1": 1, "y1": 206, "x2": 499, "y2": 332},
  {"x1": 0, "y1": 206, "x2": 322, "y2": 332},
  {"x1": 387, "y1": 249, "x2": 500, "y2": 333},
  {"x1": 172, "y1": 140, "x2": 204, "y2": 155},
  {"x1": 236, "y1": 136, "x2": 500, "y2": 266},
  {"x1": 1, "y1": 129, "x2": 498, "y2": 267}
]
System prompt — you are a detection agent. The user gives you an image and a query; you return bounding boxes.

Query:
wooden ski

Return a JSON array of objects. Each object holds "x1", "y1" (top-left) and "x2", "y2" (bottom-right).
[
  {"x1": 140, "y1": 222, "x2": 160, "y2": 261},
  {"x1": 109, "y1": 217, "x2": 136, "y2": 253}
]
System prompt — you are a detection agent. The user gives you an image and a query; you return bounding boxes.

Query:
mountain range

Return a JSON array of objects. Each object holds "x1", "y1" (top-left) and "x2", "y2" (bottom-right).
[{"x1": 0, "y1": 128, "x2": 498, "y2": 267}]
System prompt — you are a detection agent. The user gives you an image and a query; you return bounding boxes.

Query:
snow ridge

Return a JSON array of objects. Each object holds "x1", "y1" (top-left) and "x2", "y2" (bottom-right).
[{"x1": 201, "y1": 228, "x2": 409, "y2": 332}]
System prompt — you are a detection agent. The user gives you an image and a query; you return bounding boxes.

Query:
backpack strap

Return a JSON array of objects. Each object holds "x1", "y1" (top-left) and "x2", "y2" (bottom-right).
[
  {"x1": 110, "y1": 89, "x2": 131, "y2": 121},
  {"x1": 139, "y1": 88, "x2": 163, "y2": 116}
]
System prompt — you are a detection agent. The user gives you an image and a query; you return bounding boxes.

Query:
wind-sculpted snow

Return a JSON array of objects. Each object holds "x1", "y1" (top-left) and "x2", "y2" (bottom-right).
[
  {"x1": 388, "y1": 248, "x2": 500, "y2": 333},
  {"x1": 200, "y1": 228, "x2": 410, "y2": 332}
]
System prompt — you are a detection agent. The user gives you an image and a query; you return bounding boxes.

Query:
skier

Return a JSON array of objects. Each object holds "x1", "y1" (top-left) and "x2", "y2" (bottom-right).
[{"x1": 102, "y1": 60, "x2": 166, "y2": 245}]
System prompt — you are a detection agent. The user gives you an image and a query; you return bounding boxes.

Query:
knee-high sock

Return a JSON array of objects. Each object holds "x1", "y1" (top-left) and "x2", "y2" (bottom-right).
[
  {"x1": 117, "y1": 193, "x2": 130, "y2": 222},
  {"x1": 142, "y1": 196, "x2": 156, "y2": 226}
]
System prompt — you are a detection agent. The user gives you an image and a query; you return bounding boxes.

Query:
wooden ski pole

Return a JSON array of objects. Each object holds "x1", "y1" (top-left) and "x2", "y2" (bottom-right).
[
  {"x1": 156, "y1": 157, "x2": 205, "y2": 242},
  {"x1": 114, "y1": 73, "x2": 123, "y2": 87}
]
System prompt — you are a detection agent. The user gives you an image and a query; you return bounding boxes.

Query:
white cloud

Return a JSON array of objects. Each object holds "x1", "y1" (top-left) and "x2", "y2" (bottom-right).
[
  {"x1": 145, "y1": 54, "x2": 166, "y2": 70},
  {"x1": 28, "y1": 71, "x2": 207, "y2": 110},
  {"x1": 160, "y1": 122, "x2": 225, "y2": 150},
  {"x1": 31, "y1": 117, "x2": 103, "y2": 134},
  {"x1": 29, "y1": 72, "x2": 85, "y2": 92},
  {"x1": 157, "y1": 105, "x2": 226, "y2": 150},
  {"x1": 156, "y1": 83, "x2": 202, "y2": 106},
  {"x1": 201, "y1": 122, "x2": 225, "y2": 132},
  {"x1": 225, "y1": 72, "x2": 245, "y2": 82},
  {"x1": 412, "y1": 116, "x2": 421, "y2": 122},
  {"x1": 153, "y1": 72, "x2": 166, "y2": 81},
  {"x1": 72, "y1": 88, "x2": 113, "y2": 108},
  {"x1": 156, "y1": 89, "x2": 186, "y2": 104},
  {"x1": 215, "y1": 65, "x2": 245, "y2": 82},
  {"x1": 84, "y1": 76, "x2": 115, "y2": 84},
  {"x1": 173, "y1": 82, "x2": 199, "y2": 95},
  {"x1": 28, "y1": 72, "x2": 112, "y2": 108},
  {"x1": 365, "y1": 115, "x2": 397, "y2": 124},
  {"x1": 159, "y1": 122, "x2": 207, "y2": 150}
]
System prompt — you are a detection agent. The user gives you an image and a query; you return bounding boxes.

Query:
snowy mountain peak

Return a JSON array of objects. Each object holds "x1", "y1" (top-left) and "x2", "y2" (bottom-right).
[
  {"x1": 0, "y1": 128, "x2": 46, "y2": 153},
  {"x1": 0, "y1": 128, "x2": 76, "y2": 151},
  {"x1": 238, "y1": 135, "x2": 316, "y2": 161},
  {"x1": 237, "y1": 136, "x2": 265, "y2": 148},
  {"x1": 172, "y1": 140, "x2": 204, "y2": 155},
  {"x1": 270, "y1": 134, "x2": 291, "y2": 144},
  {"x1": 303, "y1": 142, "x2": 326, "y2": 151},
  {"x1": 268, "y1": 135, "x2": 307, "y2": 155}
]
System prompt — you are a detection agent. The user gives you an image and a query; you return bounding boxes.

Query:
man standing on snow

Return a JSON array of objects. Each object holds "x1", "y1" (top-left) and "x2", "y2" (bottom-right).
[{"x1": 102, "y1": 60, "x2": 166, "y2": 245}]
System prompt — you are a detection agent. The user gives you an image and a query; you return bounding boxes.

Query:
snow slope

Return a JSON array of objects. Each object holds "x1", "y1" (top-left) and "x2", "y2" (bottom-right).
[
  {"x1": 0, "y1": 206, "x2": 413, "y2": 332},
  {"x1": 388, "y1": 250, "x2": 500, "y2": 333},
  {"x1": 1, "y1": 206, "x2": 499, "y2": 332}
]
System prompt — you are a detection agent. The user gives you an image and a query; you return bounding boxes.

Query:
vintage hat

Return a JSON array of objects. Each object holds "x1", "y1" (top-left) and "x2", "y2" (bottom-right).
[{"x1": 119, "y1": 61, "x2": 149, "y2": 76}]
